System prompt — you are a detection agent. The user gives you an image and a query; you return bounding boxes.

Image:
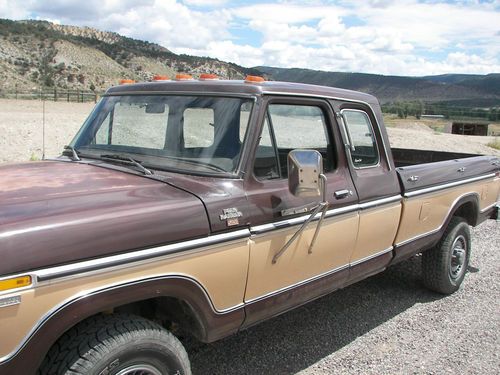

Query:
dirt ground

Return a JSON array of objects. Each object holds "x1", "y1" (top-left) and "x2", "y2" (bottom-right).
[{"x1": 0, "y1": 99, "x2": 499, "y2": 163}]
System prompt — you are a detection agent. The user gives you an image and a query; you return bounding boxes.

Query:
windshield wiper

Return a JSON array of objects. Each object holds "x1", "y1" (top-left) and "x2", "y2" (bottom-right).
[
  {"x1": 62, "y1": 145, "x2": 81, "y2": 161},
  {"x1": 100, "y1": 154, "x2": 153, "y2": 175},
  {"x1": 160, "y1": 155, "x2": 227, "y2": 173}
]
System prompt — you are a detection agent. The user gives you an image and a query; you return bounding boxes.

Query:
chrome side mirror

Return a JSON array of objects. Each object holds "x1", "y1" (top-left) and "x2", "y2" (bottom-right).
[
  {"x1": 273, "y1": 149, "x2": 328, "y2": 264},
  {"x1": 288, "y1": 149, "x2": 323, "y2": 198}
]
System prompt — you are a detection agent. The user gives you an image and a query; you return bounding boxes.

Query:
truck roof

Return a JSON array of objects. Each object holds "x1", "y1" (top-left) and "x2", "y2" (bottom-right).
[{"x1": 105, "y1": 79, "x2": 379, "y2": 105}]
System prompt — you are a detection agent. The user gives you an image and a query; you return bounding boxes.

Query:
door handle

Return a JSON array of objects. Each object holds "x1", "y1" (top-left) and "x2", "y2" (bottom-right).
[{"x1": 334, "y1": 189, "x2": 352, "y2": 199}]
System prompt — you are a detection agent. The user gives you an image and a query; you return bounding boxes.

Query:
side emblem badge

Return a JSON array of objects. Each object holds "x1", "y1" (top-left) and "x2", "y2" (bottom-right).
[
  {"x1": 0, "y1": 295, "x2": 21, "y2": 308},
  {"x1": 220, "y1": 208, "x2": 243, "y2": 227}
]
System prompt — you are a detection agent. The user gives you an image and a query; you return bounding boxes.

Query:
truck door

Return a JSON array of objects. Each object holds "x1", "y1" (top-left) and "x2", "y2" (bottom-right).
[
  {"x1": 243, "y1": 96, "x2": 359, "y2": 326},
  {"x1": 331, "y1": 101, "x2": 402, "y2": 283}
]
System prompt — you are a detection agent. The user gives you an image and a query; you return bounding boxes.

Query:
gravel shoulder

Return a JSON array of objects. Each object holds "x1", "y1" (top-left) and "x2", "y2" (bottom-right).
[{"x1": 186, "y1": 220, "x2": 499, "y2": 375}]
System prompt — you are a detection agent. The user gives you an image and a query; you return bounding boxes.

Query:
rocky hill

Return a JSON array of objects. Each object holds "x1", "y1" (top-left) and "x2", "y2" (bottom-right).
[
  {"x1": 0, "y1": 19, "x2": 257, "y2": 93},
  {"x1": 0, "y1": 19, "x2": 498, "y2": 106}
]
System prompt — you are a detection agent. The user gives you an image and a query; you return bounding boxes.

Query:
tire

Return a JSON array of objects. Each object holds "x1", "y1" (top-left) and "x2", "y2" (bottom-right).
[
  {"x1": 39, "y1": 314, "x2": 191, "y2": 375},
  {"x1": 422, "y1": 217, "x2": 471, "y2": 294}
]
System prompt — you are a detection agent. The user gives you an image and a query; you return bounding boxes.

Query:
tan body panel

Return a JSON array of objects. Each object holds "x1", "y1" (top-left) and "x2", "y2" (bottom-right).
[
  {"x1": 350, "y1": 202, "x2": 401, "y2": 263},
  {"x1": 244, "y1": 212, "x2": 358, "y2": 301},
  {"x1": 0, "y1": 239, "x2": 249, "y2": 359},
  {"x1": 395, "y1": 178, "x2": 499, "y2": 245}
]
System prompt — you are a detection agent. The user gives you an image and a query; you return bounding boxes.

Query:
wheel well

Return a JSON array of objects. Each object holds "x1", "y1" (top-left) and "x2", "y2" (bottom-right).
[
  {"x1": 112, "y1": 296, "x2": 205, "y2": 340},
  {"x1": 452, "y1": 200, "x2": 478, "y2": 226}
]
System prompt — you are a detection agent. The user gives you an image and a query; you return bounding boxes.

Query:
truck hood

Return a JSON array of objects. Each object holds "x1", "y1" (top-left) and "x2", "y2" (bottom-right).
[{"x1": 0, "y1": 161, "x2": 209, "y2": 276}]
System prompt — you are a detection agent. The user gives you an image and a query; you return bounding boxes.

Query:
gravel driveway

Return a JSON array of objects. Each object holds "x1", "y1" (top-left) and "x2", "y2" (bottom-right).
[{"x1": 185, "y1": 220, "x2": 499, "y2": 374}]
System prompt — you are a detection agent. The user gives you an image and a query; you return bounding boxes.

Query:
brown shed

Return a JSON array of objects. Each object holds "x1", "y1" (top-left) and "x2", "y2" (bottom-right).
[{"x1": 451, "y1": 121, "x2": 489, "y2": 136}]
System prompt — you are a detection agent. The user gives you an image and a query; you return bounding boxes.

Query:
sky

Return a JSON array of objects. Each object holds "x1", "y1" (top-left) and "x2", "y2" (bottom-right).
[{"x1": 1, "y1": 0, "x2": 499, "y2": 76}]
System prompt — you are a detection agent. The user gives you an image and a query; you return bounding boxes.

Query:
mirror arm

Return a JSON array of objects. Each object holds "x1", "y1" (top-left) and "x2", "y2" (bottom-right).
[
  {"x1": 308, "y1": 174, "x2": 328, "y2": 254},
  {"x1": 273, "y1": 174, "x2": 329, "y2": 264},
  {"x1": 272, "y1": 202, "x2": 324, "y2": 264}
]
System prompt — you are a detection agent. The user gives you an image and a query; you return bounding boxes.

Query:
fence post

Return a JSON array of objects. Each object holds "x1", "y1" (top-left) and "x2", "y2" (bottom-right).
[{"x1": 67, "y1": 91, "x2": 70, "y2": 102}]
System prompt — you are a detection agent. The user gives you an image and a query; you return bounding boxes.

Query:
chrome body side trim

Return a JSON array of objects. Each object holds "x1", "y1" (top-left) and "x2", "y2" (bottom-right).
[
  {"x1": 250, "y1": 195, "x2": 402, "y2": 235},
  {"x1": 349, "y1": 247, "x2": 393, "y2": 267},
  {"x1": 245, "y1": 246, "x2": 393, "y2": 305},
  {"x1": 359, "y1": 195, "x2": 402, "y2": 210},
  {"x1": 395, "y1": 227, "x2": 441, "y2": 247},
  {"x1": 404, "y1": 173, "x2": 496, "y2": 198},
  {"x1": 34, "y1": 229, "x2": 250, "y2": 282},
  {"x1": 480, "y1": 201, "x2": 499, "y2": 214},
  {"x1": 244, "y1": 264, "x2": 350, "y2": 305}
]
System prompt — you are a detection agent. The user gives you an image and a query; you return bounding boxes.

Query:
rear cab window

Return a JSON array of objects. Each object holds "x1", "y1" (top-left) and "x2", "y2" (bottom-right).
[{"x1": 341, "y1": 109, "x2": 379, "y2": 168}]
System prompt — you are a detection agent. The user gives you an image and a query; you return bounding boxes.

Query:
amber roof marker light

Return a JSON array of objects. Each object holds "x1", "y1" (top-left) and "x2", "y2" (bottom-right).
[
  {"x1": 245, "y1": 75, "x2": 265, "y2": 83},
  {"x1": 175, "y1": 73, "x2": 194, "y2": 80},
  {"x1": 199, "y1": 73, "x2": 219, "y2": 80},
  {"x1": 119, "y1": 79, "x2": 135, "y2": 85},
  {"x1": 152, "y1": 75, "x2": 170, "y2": 81}
]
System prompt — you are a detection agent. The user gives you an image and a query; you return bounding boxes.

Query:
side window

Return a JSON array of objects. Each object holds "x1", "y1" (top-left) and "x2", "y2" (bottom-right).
[
  {"x1": 342, "y1": 109, "x2": 379, "y2": 168},
  {"x1": 254, "y1": 115, "x2": 280, "y2": 179},
  {"x1": 184, "y1": 108, "x2": 214, "y2": 148},
  {"x1": 254, "y1": 103, "x2": 334, "y2": 179},
  {"x1": 239, "y1": 101, "x2": 252, "y2": 142}
]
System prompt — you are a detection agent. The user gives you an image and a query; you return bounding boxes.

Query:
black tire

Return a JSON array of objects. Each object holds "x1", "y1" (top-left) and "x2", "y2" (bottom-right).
[
  {"x1": 422, "y1": 217, "x2": 471, "y2": 294},
  {"x1": 39, "y1": 314, "x2": 191, "y2": 375}
]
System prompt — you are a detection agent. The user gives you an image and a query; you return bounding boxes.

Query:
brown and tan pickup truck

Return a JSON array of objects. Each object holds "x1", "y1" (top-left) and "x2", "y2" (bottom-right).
[{"x1": 0, "y1": 77, "x2": 499, "y2": 375}]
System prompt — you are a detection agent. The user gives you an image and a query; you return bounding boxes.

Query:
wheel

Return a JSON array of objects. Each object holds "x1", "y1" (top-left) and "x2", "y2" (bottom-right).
[
  {"x1": 422, "y1": 217, "x2": 471, "y2": 294},
  {"x1": 39, "y1": 314, "x2": 191, "y2": 375}
]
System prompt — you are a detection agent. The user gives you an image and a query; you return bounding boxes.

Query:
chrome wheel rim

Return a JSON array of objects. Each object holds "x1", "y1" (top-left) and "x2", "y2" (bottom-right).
[
  {"x1": 115, "y1": 364, "x2": 163, "y2": 375},
  {"x1": 450, "y1": 235, "x2": 467, "y2": 280}
]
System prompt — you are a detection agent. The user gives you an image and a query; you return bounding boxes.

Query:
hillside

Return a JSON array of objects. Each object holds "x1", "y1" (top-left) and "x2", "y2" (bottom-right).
[
  {"x1": 0, "y1": 19, "x2": 256, "y2": 93},
  {"x1": 0, "y1": 19, "x2": 498, "y2": 106},
  {"x1": 256, "y1": 67, "x2": 500, "y2": 105}
]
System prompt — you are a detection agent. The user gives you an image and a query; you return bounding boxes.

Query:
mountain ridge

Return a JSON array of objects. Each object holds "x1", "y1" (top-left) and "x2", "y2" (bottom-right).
[
  {"x1": 255, "y1": 66, "x2": 500, "y2": 104},
  {"x1": 0, "y1": 19, "x2": 498, "y2": 106}
]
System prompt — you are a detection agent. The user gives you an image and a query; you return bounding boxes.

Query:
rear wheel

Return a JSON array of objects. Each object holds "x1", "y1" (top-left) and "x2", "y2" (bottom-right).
[
  {"x1": 39, "y1": 314, "x2": 191, "y2": 375},
  {"x1": 422, "y1": 217, "x2": 471, "y2": 294}
]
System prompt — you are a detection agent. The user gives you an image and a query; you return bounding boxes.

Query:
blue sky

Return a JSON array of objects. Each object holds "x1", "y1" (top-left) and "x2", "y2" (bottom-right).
[{"x1": 1, "y1": 0, "x2": 499, "y2": 75}]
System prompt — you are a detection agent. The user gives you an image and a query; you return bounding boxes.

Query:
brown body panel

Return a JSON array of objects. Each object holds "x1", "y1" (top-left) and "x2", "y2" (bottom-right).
[{"x1": 0, "y1": 161, "x2": 209, "y2": 276}]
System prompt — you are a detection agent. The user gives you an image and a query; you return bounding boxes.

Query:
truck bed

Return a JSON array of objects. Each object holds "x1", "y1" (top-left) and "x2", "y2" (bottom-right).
[
  {"x1": 392, "y1": 148, "x2": 478, "y2": 167},
  {"x1": 392, "y1": 148, "x2": 499, "y2": 194}
]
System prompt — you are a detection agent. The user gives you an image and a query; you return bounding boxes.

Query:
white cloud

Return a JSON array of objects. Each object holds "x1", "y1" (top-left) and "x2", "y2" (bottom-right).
[
  {"x1": 182, "y1": 0, "x2": 228, "y2": 6},
  {"x1": 0, "y1": 0, "x2": 34, "y2": 19},
  {"x1": 0, "y1": 0, "x2": 499, "y2": 75}
]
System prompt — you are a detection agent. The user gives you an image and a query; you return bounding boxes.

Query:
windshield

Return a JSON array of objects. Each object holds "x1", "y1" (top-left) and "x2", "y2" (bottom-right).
[{"x1": 71, "y1": 95, "x2": 254, "y2": 175}]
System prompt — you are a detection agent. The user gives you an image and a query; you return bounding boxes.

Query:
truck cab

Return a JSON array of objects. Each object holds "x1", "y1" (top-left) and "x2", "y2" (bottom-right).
[{"x1": 0, "y1": 77, "x2": 498, "y2": 375}]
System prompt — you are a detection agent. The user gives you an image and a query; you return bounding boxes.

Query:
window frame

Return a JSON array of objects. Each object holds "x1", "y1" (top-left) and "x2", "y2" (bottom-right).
[
  {"x1": 72, "y1": 93, "x2": 257, "y2": 178},
  {"x1": 340, "y1": 108, "x2": 381, "y2": 170},
  {"x1": 252, "y1": 98, "x2": 337, "y2": 181}
]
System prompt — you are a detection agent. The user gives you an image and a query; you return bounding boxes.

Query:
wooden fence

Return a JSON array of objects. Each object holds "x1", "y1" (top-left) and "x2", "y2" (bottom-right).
[{"x1": 1, "y1": 89, "x2": 102, "y2": 103}]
